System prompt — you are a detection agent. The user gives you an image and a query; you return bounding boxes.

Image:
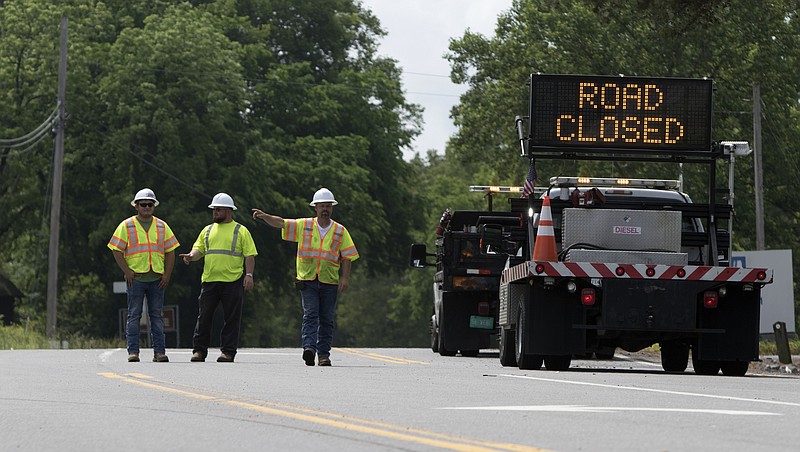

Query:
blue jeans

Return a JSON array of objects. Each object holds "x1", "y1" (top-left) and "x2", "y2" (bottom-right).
[
  {"x1": 300, "y1": 280, "x2": 339, "y2": 357},
  {"x1": 126, "y1": 280, "x2": 166, "y2": 353}
]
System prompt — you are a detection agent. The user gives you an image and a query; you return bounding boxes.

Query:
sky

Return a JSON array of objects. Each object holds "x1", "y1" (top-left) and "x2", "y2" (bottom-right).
[{"x1": 359, "y1": 0, "x2": 514, "y2": 160}]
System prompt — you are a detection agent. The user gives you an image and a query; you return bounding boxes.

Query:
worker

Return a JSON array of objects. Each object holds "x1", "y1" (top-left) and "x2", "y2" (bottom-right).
[
  {"x1": 180, "y1": 193, "x2": 257, "y2": 363},
  {"x1": 107, "y1": 188, "x2": 179, "y2": 363},
  {"x1": 252, "y1": 187, "x2": 359, "y2": 366}
]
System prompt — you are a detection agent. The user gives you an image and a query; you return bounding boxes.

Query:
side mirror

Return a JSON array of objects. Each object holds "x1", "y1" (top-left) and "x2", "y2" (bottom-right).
[
  {"x1": 479, "y1": 224, "x2": 504, "y2": 255},
  {"x1": 409, "y1": 243, "x2": 434, "y2": 268}
]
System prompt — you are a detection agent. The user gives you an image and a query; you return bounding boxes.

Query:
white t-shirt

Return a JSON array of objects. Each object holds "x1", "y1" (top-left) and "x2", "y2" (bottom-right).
[{"x1": 317, "y1": 221, "x2": 332, "y2": 238}]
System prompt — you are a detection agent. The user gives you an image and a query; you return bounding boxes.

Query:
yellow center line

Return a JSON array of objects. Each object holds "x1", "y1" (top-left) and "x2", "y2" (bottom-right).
[
  {"x1": 98, "y1": 372, "x2": 547, "y2": 452},
  {"x1": 337, "y1": 347, "x2": 431, "y2": 365}
]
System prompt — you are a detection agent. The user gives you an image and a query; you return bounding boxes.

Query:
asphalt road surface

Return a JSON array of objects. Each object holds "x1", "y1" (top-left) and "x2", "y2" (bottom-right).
[{"x1": 2, "y1": 348, "x2": 799, "y2": 451}]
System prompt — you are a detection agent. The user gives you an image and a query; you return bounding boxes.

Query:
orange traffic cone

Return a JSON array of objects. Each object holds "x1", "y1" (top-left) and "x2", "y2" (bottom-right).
[{"x1": 532, "y1": 196, "x2": 558, "y2": 262}]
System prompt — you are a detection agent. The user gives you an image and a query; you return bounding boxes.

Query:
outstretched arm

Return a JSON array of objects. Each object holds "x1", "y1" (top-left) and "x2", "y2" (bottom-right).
[{"x1": 251, "y1": 209, "x2": 285, "y2": 229}]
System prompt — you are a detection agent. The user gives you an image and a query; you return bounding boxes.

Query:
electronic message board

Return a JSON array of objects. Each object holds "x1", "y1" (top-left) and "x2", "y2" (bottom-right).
[{"x1": 528, "y1": 74, "x2": 713, "y2": 154}]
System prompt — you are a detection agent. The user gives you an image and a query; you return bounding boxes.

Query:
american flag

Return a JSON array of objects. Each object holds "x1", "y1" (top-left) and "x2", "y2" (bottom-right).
[{"x1": 522, "y1": 159, "x2": 537, "y2": 198}]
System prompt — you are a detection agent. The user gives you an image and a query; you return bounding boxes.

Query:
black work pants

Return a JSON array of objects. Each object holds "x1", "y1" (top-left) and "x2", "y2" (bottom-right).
[{"x1": 192, "y1": 279, "x2": 244, "y2": 358}]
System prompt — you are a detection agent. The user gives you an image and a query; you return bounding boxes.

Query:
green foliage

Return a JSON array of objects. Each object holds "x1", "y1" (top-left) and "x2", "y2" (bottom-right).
[
  {"x1": 759, "y1": 339, "x2": 800, "y2": 356},
  {"x1": 58, "y1": 273, "x2": 117, "y2": 337},
  {"x1": 336, "y1": 269, "x2": 429, "y2": 347},
  {"x1": 0, "y1": 0, "x2": 422, "y2": 346},
  {"x1": 0, "y1": 324, "x2": 51, "y2": 349}
]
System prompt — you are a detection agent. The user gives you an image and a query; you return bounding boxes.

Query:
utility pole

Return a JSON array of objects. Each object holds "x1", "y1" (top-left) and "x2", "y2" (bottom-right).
[
  {"x1": 46, "y1": 16, "x2": 67, "y2": 339},
  {"x1": 752, "y1": 82, "x2": 765, "y2": 250}
]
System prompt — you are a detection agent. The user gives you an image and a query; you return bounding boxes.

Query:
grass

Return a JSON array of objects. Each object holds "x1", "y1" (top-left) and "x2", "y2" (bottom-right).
[{"x1": 0, "y1": 324, "x2": 124, "y2": 350}]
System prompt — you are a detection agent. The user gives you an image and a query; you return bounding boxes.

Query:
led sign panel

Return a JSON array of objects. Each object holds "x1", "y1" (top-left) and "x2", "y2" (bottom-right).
[{"x1": 529, "y1": 74, "x2": 713, "y2": 153}]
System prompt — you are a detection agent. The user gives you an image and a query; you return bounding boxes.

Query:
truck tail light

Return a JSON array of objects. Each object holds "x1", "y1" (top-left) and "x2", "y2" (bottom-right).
[
  {"x1": 581, "y1": 288, "x2": 596, "y2": 306},
  {"x1": 703, "y1": 291, "x2": 718, "y2": 309},
  {"x1": 478, "y1": 301, "x2": 490, "y2": 315}
]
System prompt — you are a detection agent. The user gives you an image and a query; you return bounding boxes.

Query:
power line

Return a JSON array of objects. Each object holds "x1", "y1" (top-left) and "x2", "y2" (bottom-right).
[{"x1": 0, "y1": 104, "x2": 59, "y2": 155}]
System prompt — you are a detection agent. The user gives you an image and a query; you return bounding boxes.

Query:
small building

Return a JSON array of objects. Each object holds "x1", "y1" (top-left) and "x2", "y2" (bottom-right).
[{"x1": 0, "y1": 272, "x2": 23, "y2": 326}]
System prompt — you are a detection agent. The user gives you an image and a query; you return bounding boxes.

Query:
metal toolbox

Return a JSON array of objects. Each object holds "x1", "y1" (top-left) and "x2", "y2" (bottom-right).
[{"x1": 561, "y1": 208, "x2": 683, "y2": 252}]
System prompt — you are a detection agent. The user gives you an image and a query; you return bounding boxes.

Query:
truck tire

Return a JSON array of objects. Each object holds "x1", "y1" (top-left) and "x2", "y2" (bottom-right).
[
  {"x1": 515, "y1": 303, "x2": 543, "y2": 370},
  {"x1": 720, "y1": 361, "x2": 749, "y2": 376},
  {"x1": 660, "y1": 341, "x2": 689, "y2": 372},
  {"x1": 691, "y1": 347, "x2": 720, "y2": 375},
  {"x1": 544, "y1": 355, "x2": 571, "y2": 371},
  {"x1": 499, "y1": 327, "x2": 516, "y2": 367},
  {"x1": 437, "y1": 305, "x2": 456, "y2": 357}
]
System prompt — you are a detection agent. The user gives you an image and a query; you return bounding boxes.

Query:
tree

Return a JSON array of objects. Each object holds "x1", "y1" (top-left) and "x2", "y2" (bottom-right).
[{"x1": 0, "y1": 0, "x2": 426, "y2": 345}]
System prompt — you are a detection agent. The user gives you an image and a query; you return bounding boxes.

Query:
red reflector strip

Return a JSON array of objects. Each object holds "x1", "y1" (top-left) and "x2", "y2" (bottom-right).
[
  {"x1": 522, "y1": 262, "x2": 773, "y2": 283},
  {"x1": 466, "y1": 269, "x2": 492, "y2": 275}
]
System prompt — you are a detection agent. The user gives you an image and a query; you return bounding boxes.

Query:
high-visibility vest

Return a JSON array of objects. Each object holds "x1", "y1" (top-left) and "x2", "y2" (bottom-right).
[
  {"x1": 107, "y1": 216, "x2": 179, "y2": 274},
  {"x1": 191, "y1": 221, "x2": 258, "y2": 283},
  {"x1": 282, "y1": 218, "x2": 359, "y2": 284}
]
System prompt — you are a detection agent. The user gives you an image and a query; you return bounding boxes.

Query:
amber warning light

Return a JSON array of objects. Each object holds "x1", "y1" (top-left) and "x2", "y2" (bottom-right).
[{"x1": 528, "y1": 74, "x2": 713, "y2": 154}]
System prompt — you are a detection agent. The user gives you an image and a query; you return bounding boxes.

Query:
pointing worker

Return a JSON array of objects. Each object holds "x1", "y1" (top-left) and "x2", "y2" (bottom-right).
[
  {"x1": 252, "y1": 188, "x2": 359, "y2": 366},
  {"x1": 107, "y1": 188, "x2": 179, "y2": 363},
  {"x1": 180, "y1": 193, "x2": 257, "y2": 363}
]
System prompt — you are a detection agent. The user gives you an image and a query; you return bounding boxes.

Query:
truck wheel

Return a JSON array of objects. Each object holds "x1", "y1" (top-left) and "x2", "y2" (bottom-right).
[
  {"x1": 499, "y1": 327, "x2": 516, "y2": 367},
  {"x1": 437, "y1": 307, "x2": 456, "y2": 357},
  {"x1": 544, "y1": 355, "x2": 571, "y2": 371},
  {"x1": 660, "y1": 341, "x2": 689, "y2": 372},
  {"x1": 515, "y1": 303, "x2": 543, "y2": 370},
  {"x1": 691, "y1": 347, "x2": 720, "y2": 375},
  {"x1": 720, "y1": 361, "x2": 749, "y2": 376}
]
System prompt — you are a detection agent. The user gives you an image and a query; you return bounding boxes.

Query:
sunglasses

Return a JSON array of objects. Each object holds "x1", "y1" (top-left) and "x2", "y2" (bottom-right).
[{"x1": 138, "y1": 203, "x2": 154, "y2": 208}]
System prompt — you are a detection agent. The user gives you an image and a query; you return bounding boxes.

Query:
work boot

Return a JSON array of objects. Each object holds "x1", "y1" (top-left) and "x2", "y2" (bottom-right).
[
  {"x1": 303, "y1": 348, "x2": 316, "y2": 366},
  {"x1": 318, "y1": 356, "x2": 332, "y2": 366},
  {"x1": 153, "y1": 353, "x2": 169, "y2": 363},
  {"x1": 127, "y1": 353, "x2": 140, "y2": 362},
  {"x1": 191, "y1": 351, "x2": 206, "y2": 362},
  {"x1": 217, "y1": 353, "x2": 234, "y2": 363}
]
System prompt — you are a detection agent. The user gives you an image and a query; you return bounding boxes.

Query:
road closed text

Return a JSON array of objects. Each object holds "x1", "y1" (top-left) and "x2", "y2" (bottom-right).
[{"x1": 556, "y1": 83, "x2": 683, "y2": 145}]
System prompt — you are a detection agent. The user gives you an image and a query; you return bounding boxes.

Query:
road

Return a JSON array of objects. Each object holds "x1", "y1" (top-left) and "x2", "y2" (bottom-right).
[{"x1": 1, "y1": 348, "x2": 798, "y2": 451}]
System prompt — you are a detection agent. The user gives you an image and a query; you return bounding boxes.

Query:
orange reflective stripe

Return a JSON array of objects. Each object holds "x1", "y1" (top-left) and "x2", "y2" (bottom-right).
[
  {"x1": 340, "y1": 245, "x2": 358, "y2": 259},
  {"x1": 329, "y1": 223, "x2": 343, "y2": 252},
  {"x1": 163, "y1": 236, "x2": 179, "y2": 250},
  {"x1": 125, "y1": 219, "x2": 138, "y2": 248},
  {"x1": 300, "y1": 219, "x2": 313, "y2": 250},
  {"x1": 108, "y1": 236, "x2": 126, "y2": 251}
]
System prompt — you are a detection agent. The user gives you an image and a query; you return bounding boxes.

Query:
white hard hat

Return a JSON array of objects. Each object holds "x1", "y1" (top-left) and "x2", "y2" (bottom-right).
[
  {"x1": 309, "y1": 187, "x2": 338, "y2": 206},
  {"x1": 208, "y1": 192, "x2": 237, "y2": 210},
  {"x1": 131, "y1": 188, "x2": 159, "y2": 207}
]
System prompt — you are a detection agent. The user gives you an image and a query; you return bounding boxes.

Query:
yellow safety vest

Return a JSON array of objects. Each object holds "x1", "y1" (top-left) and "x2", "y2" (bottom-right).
[
  {"x1": 191, "y1": 221, "x2": 258, "y2": 283},
  {"x1": 282, "y1": 218, "x2": 359, "y2": 284},
  {"x1": 107, "y1": 216, "x2": 179, "y2": 274}
]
